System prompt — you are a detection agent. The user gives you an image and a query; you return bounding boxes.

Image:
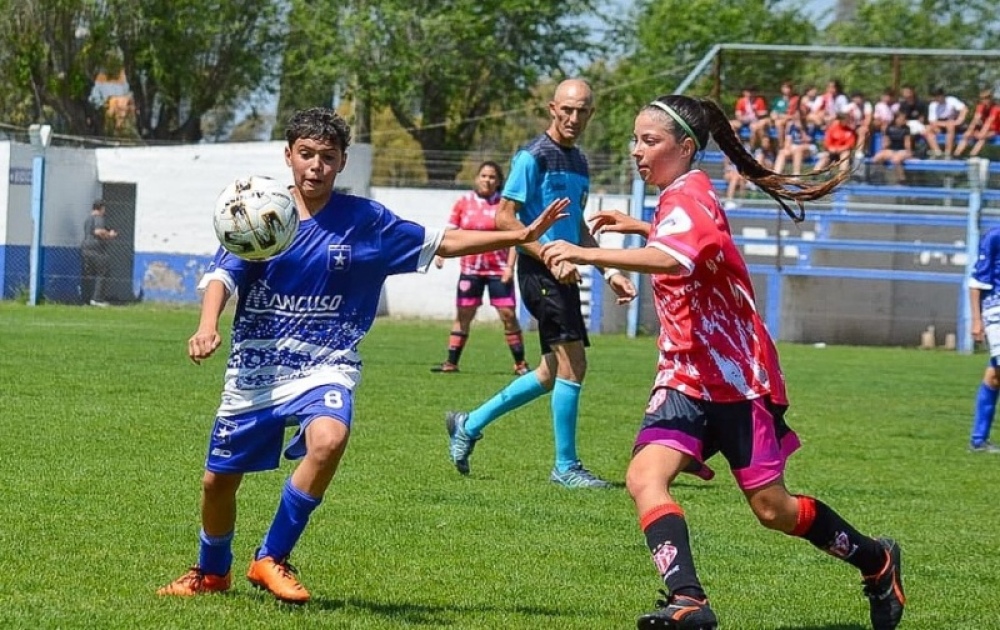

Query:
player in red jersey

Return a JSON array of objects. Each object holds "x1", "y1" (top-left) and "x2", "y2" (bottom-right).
[
  {"x1": 541, "y1": 94, "x2": 904, "y2": 630},
  {"x1": 431, "y1": 161, "x2": 529, "y2": 375}
]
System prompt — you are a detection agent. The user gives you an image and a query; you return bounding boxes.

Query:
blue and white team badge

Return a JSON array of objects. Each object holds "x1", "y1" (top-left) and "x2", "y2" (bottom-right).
[{"x1": 328, "y1": 245, "x2": 351, "y2": 272}]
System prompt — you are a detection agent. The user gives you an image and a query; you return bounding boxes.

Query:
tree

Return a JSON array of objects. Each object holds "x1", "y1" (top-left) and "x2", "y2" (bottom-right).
[
  {"x1": 0, "y1": 0, "x2": 285, "y2": 142},
  {"x1": 584, "y1": 0, "x2": 817, "y2": 164},
  {"x1": 279, "y1": 0, "x2": 602, "y2": 183},
  {"x1": 822, "y1": 0, "x2": 1000, "y2": 100}
]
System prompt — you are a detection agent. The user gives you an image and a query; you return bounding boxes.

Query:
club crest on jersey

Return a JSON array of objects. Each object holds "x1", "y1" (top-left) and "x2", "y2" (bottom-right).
[{"x1": 328, "y1": 245, "x2": 351, "y2": 272}]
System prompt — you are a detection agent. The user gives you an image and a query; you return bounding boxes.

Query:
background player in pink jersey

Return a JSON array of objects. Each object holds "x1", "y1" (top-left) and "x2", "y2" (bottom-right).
[
  {"x1": 541, "y1": 95, "x2": 904, "y2": 630},
  {"x1": 431, "y1": 161, "x2": 530, "y2": 375}
]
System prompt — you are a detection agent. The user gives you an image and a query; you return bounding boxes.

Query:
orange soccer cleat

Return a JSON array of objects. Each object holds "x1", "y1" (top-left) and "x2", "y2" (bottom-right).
[
  {"x1": 246, "y1": 553, "x2": 310, "y2": 604},
  {"x1": 157, "y1": 566, "x2": 231, "y2": 596}
]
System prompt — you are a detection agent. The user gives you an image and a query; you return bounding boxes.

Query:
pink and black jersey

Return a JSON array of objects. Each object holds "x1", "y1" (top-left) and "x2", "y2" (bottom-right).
[
  {"x1": 447, "y1": 191, "x2": 510, "y2": 276},
  {"x1": 646, "y1": 170, "x2": 787, "y2": 404}
]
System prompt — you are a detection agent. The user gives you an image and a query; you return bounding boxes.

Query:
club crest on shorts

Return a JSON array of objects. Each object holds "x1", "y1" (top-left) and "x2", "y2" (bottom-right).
[{"x1": 328, "y1": 245, "x2": 351, "y2": 272}]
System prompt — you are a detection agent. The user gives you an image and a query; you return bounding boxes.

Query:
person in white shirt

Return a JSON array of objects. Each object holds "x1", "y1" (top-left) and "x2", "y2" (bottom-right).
[{"x1": 925, "y1": 87, "x2": 968, "y2": 158}]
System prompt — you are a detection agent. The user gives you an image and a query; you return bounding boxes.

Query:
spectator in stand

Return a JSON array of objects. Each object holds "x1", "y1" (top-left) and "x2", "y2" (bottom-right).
[
  {"x1": 808, "y1": 79, "x2": 849, "y2": 129},
  {"x1": 844, "y1": 91, "x2": 874, "y2": 156},
  {"x1": 814, "y1": 111, "x2": 859, "y2": 175},
  {"x1": 772, "y1": 108, "x2": 818, "y2": 176},
  {"x1": 769, "y1": 81, "x2": 800, "y2": 150},
  {"x1": 871, "y1": 111, "x2": 913, "y2": 185},
  {"x1": 953, "y1": 89, "x2": 1000, "y2": 159},
  {"x1": 723, "y1": 140, "x2": 771, "y2": 209},
  {"x1": 872, "y1": 88, "x2": 897, "y2": 137},
  {"x1": 730, "y1": 85, "x2": 770, "y2": 152},
  {"x1": 924, "y1": 88, "x2": 968, "y2": 159},
  {"x1": 799, "y1": 84, "x2": 819, "y2": 119},
  {"x1": 897, "y1": 86, "x2": 927, "y2": 131}
]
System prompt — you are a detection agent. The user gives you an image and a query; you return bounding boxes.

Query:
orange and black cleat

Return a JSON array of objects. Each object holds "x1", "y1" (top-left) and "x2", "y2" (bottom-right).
[
  {"x1": 157, "y1": 566, "x2": 231, "y2": 596},
  {"x1": 637, "y1": 591, "x2": 717, "y2": 629},
  {"x1": 863, "y1": 537, "x2": 905, "y2": 630},
  {"x1": 247, "y1": 552, "x2": 310, "y2": 604}
]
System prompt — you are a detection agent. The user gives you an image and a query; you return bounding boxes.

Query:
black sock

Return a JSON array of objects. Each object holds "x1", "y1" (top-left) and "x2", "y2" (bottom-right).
[
  {"x1": 447, "y1": 331, "x2": 468, "y2": 365},
  {"x1": 641, "y1": 504, "x2": 706, "y2": 600},
  {"x1": 505, "y1": 330, "x2": 525, "y2": 363},
  {"x1": 792, "y1": 495, "x2": 886, "y2": 575}
]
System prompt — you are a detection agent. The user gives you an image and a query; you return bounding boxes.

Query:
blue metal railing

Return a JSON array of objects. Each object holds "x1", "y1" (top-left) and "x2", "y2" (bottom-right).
[{"x1": 625, "y1": 158, "x2": 994, "y2": 352}]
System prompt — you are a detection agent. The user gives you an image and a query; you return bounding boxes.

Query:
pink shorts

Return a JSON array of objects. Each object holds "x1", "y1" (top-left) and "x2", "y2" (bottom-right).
[
  {"x1": 635, "y1": 387, "x2": 800, "y2": 490},
  {"x1": 456, "y1": 274, "x2": 515, "y2": 308}
]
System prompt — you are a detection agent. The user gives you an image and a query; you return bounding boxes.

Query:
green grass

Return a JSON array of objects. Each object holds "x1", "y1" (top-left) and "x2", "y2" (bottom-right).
[{"x1": 0, "y1": 302, "x2": 997, "y2": 629}]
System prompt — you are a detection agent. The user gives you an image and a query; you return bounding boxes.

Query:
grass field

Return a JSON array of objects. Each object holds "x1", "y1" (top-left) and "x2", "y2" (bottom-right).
[{"x1": 1, "y1": 301, "x2": 998, "y2": 629}]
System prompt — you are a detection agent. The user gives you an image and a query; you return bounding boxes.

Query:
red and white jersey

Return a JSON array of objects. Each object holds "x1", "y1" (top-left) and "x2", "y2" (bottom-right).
[
  {"x1": 447, "y1": 191, "x2": 510, "y2": 276},
  {"x1": 646, "y1": 170, "x2": 787, "y2": 404}
]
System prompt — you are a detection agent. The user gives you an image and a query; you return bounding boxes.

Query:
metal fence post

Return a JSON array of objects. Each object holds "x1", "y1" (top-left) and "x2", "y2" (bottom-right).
[
  {"x1": 27, "y1": 124, "x2": 52, "y2": 306},
  {"x1": 959, "y1": 157, "x2": 988, "y2": 354},
  {"x1": 625, "y1": 174, "x2": 646, "y2": 338}
]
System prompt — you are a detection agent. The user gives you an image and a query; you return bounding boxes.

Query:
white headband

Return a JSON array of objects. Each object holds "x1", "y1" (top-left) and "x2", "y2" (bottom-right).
[{"x1": 649, "y1": 101, "x2": 701, "y2": 151}]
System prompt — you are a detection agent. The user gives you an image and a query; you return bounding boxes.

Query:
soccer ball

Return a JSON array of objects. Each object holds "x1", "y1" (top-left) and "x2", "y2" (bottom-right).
[{"x1": 213, "y1": 176, "x2": 299, "y2": 261}]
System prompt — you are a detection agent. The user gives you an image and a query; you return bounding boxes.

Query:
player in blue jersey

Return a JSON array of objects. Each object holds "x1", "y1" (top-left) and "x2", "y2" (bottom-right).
[
  {"x1": 445, "y1": 79, "x2": 637, "y2": 488},
  {"x1": 156, "y1": 107, "x2": 569, "y2": 603},
  {"x1": 968, "y1": 225, "x2": 1000, "y2": 453}
]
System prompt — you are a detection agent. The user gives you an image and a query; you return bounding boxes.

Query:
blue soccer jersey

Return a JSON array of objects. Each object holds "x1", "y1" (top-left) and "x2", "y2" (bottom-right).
[
  {"x1": 503, "y1": 133, "x2": 589, "y2": 246},
  {"x1": 971, "y1": 226, "x2": 1000, "y2": 310},
  {"x1": 200, "y1": 192, "x2": 442, "y2": 415}
]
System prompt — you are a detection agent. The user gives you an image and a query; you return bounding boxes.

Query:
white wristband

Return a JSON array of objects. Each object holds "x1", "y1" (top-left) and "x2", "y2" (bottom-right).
[{"x1": 603, "y1": 268, "x2": 622, "y2": 281}]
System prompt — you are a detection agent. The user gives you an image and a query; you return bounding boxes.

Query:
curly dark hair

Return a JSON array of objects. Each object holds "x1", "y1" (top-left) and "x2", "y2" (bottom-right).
[
  {"x1": 285, "y1": 107, "x2": 352, "y2": 152},
  {"x1": 644, "y1": 94, "x2": 851, "y2": 221}
]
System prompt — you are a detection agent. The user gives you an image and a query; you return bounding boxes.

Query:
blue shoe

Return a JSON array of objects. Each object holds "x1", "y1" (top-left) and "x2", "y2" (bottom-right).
[
  {"x1": 549, "y1": 461, "x2": 611, "y2": 489},
  {"x1": 445, "y1": 411, "x2": 479, "y2": 475},
  {"x1": 862, "y1": 537, "x2": 905, "y2": 630},
  {"x1": 637, "y1": 591, "x2": 718, "y2": 629}
]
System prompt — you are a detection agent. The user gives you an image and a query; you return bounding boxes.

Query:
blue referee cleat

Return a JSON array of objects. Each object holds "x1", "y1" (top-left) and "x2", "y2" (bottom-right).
[
  {"x1": 446, "y1": 411, "x2": 480, "y2": 475},
  {"x1": 549, "y1": 461, "x2": 612, "y2": 489}
]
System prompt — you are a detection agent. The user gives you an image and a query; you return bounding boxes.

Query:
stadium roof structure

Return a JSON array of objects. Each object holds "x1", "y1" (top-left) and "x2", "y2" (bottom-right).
[{"x1": 675, "y1": 43, "x2": 1000, "y2": 96}]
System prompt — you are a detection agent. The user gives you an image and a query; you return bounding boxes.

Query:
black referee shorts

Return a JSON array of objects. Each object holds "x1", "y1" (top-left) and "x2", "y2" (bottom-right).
[{"x1": 517, "y1": 255, "x2": 590, "y2": 355}]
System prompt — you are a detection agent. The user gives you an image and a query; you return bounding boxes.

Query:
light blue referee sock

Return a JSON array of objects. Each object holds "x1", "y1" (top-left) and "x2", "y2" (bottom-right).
[
  {"x1": 258, "y1": 478, "x2": 322, "y2": 561},
  {"x1": 465, "y1": 371, "x2": 548, "y2": 437},
  {"x1": 552, "y1": 378, "x2": 582, "y2": 472},
  {"x1": 971, "y1": 382, "x2": 999, "y2": 446},
  {"x1": 198, "y1": 529, "x2": 234, "y2": 576}
]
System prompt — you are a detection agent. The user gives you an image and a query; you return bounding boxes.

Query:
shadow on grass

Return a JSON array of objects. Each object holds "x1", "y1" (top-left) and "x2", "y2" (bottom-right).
[
  {"x1": 307, "y1": 595, "x2": 572, "y2": 625},
  {"x1": 775, "y1": 625, "x2": 867, "y2": 630}
]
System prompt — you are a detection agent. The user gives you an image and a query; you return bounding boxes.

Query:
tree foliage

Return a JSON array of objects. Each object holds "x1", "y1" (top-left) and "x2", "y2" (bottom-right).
[
  {"x1": 279, "y1": 0, "x2": 602, "y2": 183},
  {"x1": 0, "y1": 0, "x2": 284, "y2": 142},
  {"x1": 582, "y1": 0, "x2": 817, "y2": 166},
  {"x1": 822, "y1": 0, "x2": 1000, "y2": 99}
]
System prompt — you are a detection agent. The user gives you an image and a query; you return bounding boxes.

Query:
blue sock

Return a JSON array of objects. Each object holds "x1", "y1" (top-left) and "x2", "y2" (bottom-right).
[
  {"x1": 198, "y1": 529, "x2": 234, "y2": 576},
  {"x1": 552, "y1": 378, "x2": 582, "y2": 472},
  {"x1": 257, "y1": 479, "x2": 322, "y2": 561},
  {"x1": 465, "y1": 372, "x2": 547, "y2": 437},
  {"x1": 971, "y1": 383, "x2": 999, "y2": 446}
]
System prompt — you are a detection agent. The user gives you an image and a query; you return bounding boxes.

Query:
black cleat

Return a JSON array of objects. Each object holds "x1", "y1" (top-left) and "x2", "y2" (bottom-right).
[
  {"x1": 637, "y1": 591, "x2": 718, "y2": 629},
  {"x1": 862, "y1": 537, "x2": 905, "y2": 630}
]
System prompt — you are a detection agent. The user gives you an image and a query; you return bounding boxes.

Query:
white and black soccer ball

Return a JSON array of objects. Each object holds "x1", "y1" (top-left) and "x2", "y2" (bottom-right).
[{"x1": 213, "y1": 176, "x2": 299, "y2": 261}]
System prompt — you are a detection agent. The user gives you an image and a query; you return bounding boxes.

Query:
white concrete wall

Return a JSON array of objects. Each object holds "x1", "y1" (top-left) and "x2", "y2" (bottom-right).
[
  {"x1": 96, "y1": 141, "x2": 372, "y2": 255},
  {"x1": 1, "y1": 139, "x2": 630, "y2": 317},
  {"x1": 0, "y1": 142, "x2": 9, "y2": 243}
]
